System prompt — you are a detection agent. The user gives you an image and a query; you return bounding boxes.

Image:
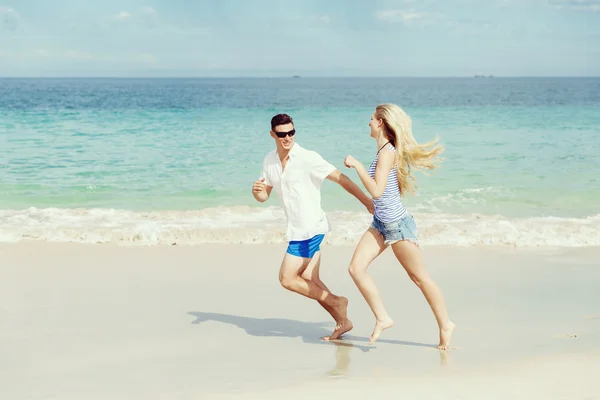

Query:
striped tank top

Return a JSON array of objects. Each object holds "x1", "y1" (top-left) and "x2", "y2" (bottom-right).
[{"x1": 368, "y1": 143, "x2": 407, "y2": 223}]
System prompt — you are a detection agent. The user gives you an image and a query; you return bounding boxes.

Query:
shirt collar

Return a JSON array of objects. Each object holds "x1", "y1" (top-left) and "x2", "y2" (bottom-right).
[
  {"x1": 274, "y1": 143, "x2": 300, "y2": 163},
  {"x1": 288, "y1": 142, "x2": 300, "y2": 158}
]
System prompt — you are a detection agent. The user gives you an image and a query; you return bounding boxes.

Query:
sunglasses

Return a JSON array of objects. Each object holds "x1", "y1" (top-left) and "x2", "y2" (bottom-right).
[{"x1": 273, "y1": 129, "x2": 296, "y2": 138}]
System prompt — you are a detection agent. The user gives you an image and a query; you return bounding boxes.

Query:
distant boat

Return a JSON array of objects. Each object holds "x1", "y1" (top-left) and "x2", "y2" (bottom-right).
[
  {"x1": 474, "y1": 75, "x2": 494, "y2": 78},
  {"x1": 292, "y1": 75, "x2": 301, "y2": 78}
]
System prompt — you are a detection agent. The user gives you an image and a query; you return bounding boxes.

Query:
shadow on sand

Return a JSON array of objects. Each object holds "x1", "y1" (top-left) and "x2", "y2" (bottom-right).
[
  {"x1": 188, "y1": 312, "x2": 447, "y2": 375},
  {"x1": 187, "y1": 311, "x2": 436, "y2": 350}
]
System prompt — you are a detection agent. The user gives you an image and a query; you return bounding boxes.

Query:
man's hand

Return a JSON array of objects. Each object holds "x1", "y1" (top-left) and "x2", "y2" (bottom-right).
[
  {"x1": 252, "y1": 178, "x2": 266, "y2": 195},
  {"x1": 365, "y1": 200, "x2": 375, "y2": 215},
  {"x1": 252, "y1": 178, "x2": 270, "y2": 202}
]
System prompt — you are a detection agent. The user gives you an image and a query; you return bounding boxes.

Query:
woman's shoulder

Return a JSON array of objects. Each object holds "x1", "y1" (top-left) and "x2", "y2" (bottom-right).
[
  {"x1": 377, "y1": 144, "x2": 396, "y2": 158},
  {"x1": 375, "y1": 145, "x2": 396, "y2": 167},
  {"x1": 383, "y1": 143, "x2": 396, "y2": 152}
]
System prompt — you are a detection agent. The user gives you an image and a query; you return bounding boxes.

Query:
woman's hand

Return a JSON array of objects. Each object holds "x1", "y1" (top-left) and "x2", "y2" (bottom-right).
[{"x1": 344, "y1": 155, "x2": 358, "y2": 169}]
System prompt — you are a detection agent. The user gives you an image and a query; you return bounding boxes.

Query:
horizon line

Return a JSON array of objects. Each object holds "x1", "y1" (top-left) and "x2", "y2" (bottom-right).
[{"x1": 1, "y1": 75, "x2": 599, "y2": 79}]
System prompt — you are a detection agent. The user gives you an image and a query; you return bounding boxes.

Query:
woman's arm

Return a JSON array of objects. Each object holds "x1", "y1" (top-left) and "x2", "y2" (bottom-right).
[{"x1": 344, "y1": 148, "x2": 395, "y2": 199}]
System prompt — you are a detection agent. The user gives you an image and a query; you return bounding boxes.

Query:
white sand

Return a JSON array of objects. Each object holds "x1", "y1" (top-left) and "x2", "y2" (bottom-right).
[{"x1": 1, "y1": 243, "x2": 599, "y2": 399}]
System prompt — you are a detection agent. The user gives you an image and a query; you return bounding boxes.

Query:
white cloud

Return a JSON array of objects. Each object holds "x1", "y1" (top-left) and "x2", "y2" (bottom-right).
[
  {"x1": 113, "y1": 11, "x2": 131, "y2": 21},
  {"x1": 142, "y1": 6, "x2": 157, "y2": 15},
  {"x1": 445, "y1": 20, "x2": 522, "y2": 37},
  {"x1": 0, "y1": 6, "x2": 18, "y2": 16},
  {"x1": 64, "y1": 50, "x2": 157, "y2": 65},
  {"x1": 376, "y1": 9, "x2": 441, "y2": 24},
  {"x1": 66, "y1": 50, "x2": 95, "y2": 61},
  {"x1": 290, "y1": 14, "x2": 331, "y2": 27},
  {"x1": 550, "y1": 0, "x2": 600, "y2": 12},
  {"x1": 109, "y1": 8, "x2": 158, "y2": 27},
  {"x1": 134, "y1": 53, "x2": 157, "y2": 64},
  {"x1": 0, "y1": 5, "x2": 20, "y2": 30},
  {"x1": 140, "y1": 6, "x2": 159, "y2": 29},
  {"x1": 315, "y1": 15, "x2": 330, "y2": 24}
]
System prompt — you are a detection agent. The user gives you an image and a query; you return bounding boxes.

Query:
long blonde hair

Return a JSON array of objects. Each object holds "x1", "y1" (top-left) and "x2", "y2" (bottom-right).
[{"x1": 375, "y1": 103, "x2": 444, "y2": 196}]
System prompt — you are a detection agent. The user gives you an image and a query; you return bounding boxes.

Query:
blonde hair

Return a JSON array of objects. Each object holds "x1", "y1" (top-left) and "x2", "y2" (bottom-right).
[{"x1": 375, "y1": 103, "x2": 444, "y2": 196}]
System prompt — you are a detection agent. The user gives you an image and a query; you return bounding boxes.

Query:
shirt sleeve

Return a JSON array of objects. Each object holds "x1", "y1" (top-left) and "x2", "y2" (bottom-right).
[
  {"x1": 261, "y1": 161, "x2": 272, "y2": 186},
  {"x1": 307, "y1": 151, "x2": 337, "y2": 182}
]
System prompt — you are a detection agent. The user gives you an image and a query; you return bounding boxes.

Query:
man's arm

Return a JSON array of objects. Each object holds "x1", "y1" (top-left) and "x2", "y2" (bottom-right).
[{"x1": 326, "y1": 170, "x2": 374, "y2": 213}]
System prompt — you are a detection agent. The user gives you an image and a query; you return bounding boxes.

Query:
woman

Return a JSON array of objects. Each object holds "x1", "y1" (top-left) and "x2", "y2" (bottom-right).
[{"x1": 343, "y1": 103, "x2": 455, "y2": 350}]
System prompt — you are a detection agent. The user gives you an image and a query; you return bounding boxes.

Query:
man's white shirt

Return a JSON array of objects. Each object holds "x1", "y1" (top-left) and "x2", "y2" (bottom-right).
[{"x1": 261, "y1": 143, "x2": 336, "y2": 242}]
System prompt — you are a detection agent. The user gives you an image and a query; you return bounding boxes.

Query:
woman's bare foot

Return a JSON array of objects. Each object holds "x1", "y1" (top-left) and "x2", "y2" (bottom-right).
[
  {"x1": 323, "y1": 318, "x2": 354, "y2": 341},
  {"x1": 438, "y1": 321, "x2": 456, "y2": 350},
  {"x1": 369, "y1": 317, "x2": 394, "y2": 344}
]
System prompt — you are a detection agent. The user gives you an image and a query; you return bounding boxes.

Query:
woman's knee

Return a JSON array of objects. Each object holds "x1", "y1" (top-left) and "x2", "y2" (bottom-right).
[
  {"x1": 348, "y1": 261, "x2": 366, "y2": 279},
  {"x1": 409, "y1": 272, "x2": 432, "y2": 289}
]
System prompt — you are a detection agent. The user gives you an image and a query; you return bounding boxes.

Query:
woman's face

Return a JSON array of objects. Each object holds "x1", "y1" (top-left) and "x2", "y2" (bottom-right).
[{"x1": 369, "y1": 113, "x2": 382, "y2": 138}]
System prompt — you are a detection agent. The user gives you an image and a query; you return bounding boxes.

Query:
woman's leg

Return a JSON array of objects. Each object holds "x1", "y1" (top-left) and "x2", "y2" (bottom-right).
[
  {"x1": 348, "y1": 228, "x2": 391, "y2": 344},
  {"x1": 390, "y1": 240, "x2": 456, "y2": 350}
]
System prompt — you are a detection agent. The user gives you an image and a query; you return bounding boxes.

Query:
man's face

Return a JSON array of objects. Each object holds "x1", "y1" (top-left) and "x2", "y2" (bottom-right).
[{"x1": 271, "y1": 123, "x2": 295, "y2": 150}]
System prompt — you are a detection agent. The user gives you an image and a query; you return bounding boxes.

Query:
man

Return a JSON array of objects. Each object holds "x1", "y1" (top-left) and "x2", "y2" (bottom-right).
[{"x1": 252, "y1": 113, "x2": 373, "y2": 340}]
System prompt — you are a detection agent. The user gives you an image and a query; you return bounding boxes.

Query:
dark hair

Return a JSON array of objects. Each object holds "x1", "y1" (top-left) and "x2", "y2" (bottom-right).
[{"x1": 271, "y1": 114, "x2": 293, "y2": 130}]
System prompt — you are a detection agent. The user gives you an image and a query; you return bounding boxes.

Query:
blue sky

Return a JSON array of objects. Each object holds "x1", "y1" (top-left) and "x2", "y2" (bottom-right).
[{"x1": 0, "y1": 0, "x2": 599, "y2": 76}]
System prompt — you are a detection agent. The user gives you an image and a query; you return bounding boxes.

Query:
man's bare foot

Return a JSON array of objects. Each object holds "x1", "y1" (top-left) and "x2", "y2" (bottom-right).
[
  {"x1": 326, "y1": 305, "x2": 342, "y2": 331},
  {"x1": 323, "y1": 318, "x2": 353, "y2": 341},
  {"x1": 438, "y1": 321, "x2": 456, "y2": 350},
  {"x1": 369, "y1": 317, "x2": 394, "y2": 344},
  {"x1": 333, "y1": 296, "x2": 349, "y2": 320}
]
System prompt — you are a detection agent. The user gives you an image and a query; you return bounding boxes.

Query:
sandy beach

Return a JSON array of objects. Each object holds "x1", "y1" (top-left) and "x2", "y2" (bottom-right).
[{"x1": 1, "y1": 242, "x2": 599, "y2": 399}]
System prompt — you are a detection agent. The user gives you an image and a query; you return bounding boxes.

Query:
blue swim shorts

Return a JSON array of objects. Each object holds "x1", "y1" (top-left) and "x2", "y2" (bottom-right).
[{"x1": 286, "y1": 234, "x2": 325, "y2": 259}]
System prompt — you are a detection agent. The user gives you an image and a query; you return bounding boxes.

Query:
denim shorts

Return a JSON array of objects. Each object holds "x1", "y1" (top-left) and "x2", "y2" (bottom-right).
[{"x1": 370, "y1": 214, "x2": 419, "y2": 246}]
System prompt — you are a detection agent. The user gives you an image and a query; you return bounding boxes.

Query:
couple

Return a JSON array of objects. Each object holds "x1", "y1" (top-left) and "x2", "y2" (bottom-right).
[{"x1": 252, "y1": 104, "x2": 455, "y2": 351}]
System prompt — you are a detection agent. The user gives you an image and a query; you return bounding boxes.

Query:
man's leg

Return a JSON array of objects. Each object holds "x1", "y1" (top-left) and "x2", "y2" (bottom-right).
[
  {"x1": 300, "y1": 252, "x2": 339, "y2": 323},
  {"x1": 301, "y1": 251, "x2": 353, "y2": 340},
  {"x1": 279, "y1": 252, "x2": 348, "y2": 321}
]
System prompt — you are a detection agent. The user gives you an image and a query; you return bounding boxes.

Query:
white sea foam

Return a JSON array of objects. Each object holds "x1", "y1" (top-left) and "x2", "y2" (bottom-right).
[{"x1": 1, "y1": 207, "x2": 599, "y2": 247}]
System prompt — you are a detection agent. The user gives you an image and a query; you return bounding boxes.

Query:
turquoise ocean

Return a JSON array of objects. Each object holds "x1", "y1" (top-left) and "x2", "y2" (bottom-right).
[{"x1": 1, "y1": 77, "x2": 599, "y2": 246}]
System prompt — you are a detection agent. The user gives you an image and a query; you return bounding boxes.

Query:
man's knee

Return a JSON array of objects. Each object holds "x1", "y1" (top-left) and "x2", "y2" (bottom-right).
[
  {"x1": 279, "y1": 274, "x2": 295, "y2": 290},
  {"x1": 300, "y1": 268, "x2": 319, "y2": 283}
]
